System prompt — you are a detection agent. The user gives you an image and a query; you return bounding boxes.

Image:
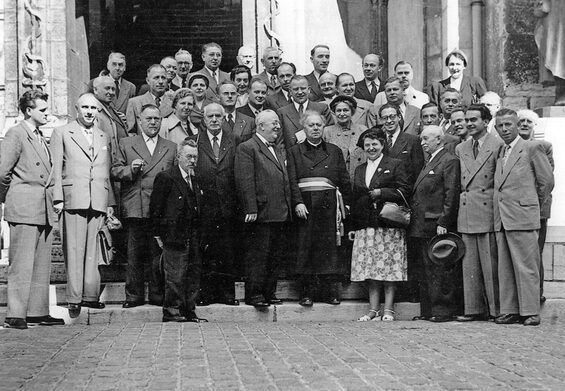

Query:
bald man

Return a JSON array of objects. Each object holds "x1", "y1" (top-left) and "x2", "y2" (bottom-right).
[{"x1": 355, "y1": 54, "x2": 385, "y2": 102}]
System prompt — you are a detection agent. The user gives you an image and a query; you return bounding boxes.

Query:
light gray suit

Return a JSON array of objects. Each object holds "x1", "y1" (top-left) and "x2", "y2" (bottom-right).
[
  {"x1": 126, "y1": 91, "x2": 173, "y2": 134},
  {"x1": 0, "y1": 121, "x2": 55, "y2": 318}
]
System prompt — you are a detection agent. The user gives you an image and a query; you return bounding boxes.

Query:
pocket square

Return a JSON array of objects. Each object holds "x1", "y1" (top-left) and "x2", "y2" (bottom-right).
[
  {"x1": 402, "y1": 150, "x2": 408, "y2": 154},
  {"x1": 429, "y1": 170, "x2": 435, "y2": 174},
  {"x1": 384, "y1": 169, "x2": 391, "y2": 174}
]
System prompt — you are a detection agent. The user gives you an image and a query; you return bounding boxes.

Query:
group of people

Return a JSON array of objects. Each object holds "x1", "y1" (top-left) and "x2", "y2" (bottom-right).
[{"x1": 0, "y1": 41, "x2": 554, "y2": 329}]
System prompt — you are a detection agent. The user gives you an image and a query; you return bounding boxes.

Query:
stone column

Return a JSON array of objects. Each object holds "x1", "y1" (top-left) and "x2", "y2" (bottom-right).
[{"x1": 371, "y1": 0, "x2": 388, "y2": 80}]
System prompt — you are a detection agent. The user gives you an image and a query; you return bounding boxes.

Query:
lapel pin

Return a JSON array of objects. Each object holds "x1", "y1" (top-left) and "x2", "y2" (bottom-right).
[{"x1": 377, "y1": 167, "x2": 382, "y2": 172}]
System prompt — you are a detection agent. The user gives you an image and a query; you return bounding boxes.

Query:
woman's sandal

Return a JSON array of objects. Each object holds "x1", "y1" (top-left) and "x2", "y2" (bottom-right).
[
  {"x1": 358, "y1": 309, "x2": 381, "y2": 322},
  {"x1": 382, "y1": 309, "x2": 396, "y2": 321}
]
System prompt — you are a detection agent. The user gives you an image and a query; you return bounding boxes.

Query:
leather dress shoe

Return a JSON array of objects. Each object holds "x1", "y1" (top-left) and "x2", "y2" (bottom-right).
[
  {"x1": 123, "y1": 301, "x2": 144, "y2": 309},
  {"x1": 186, "y1": 313, "x2": 209, "y2": 323},
  {"x1": 429, "y1": 315, "x2": 453, "y2": 322},
  {"x1": 3, "y1": 318, "x2": 28, "y2": 329},
  {"x1": 68, "y1": 303, "x2": 81, "y2": 318},
  {"x1": 456, "y1": 314, "x2": 488, "y2": 322},
  {"x1": 412, "y1": 315, "x2": 429, "y2": 321},
  {"x1": 523, "y1": 315, "x2": 541, "y2": 326},
  {"x1": 327, "y1": 298, "x2": 341, "y2": 305},
  {"x1": 268, "y1": 297, "x2": 283, "y2": 305},
  {"x1": 162, "y1": 314, "x2": 189, "y2": 322},
  {"x1": 81, "y1": 301, "x2": 105, "y2": 309},
  {"x1": 494, "y1": 313, "x2": 522, "y2": 324},
  {"x1": 26, "y1": 315, "x2": 65, "y2": 326},
  {"x1": 224, "y1": 298, "x2": 240, "y2": 306},
  {"x1": 299, "y1": 297, "x2": 313, "y2": 307}
]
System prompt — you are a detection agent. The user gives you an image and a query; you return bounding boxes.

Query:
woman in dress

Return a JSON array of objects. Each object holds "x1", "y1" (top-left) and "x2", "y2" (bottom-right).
[
  {"x1": 350, "y1": 128, "x2": 411, "y2": 321},
  {"x1": 188, "y1": 74, "x2": 213, "y2": 128},
  {"x1": 427, "y1": 49, "x2": 487, "y2": 108},
  {"x1": 323, "y1": 95, "x2": 367, "y2": 181},
  {"x1": 159, "y1": 88, "x2": 200, "y2": 145},
  {"x1": 288, "y1": 110, "x2": 351, "y2": 306}
]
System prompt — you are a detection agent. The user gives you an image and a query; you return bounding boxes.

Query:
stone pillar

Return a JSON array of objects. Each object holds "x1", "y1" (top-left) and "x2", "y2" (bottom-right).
[{"x1": 371, "y1": 0, "x2": 388, "y2": 80}]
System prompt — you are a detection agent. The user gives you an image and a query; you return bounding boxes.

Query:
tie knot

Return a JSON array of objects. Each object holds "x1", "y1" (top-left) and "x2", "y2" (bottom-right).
[
  {"x1": 265, "y1": 141, "x2": 275, "y2": 148},
  {"x1": 213, "y1": 136, "x2": 218, "y2": 141}
]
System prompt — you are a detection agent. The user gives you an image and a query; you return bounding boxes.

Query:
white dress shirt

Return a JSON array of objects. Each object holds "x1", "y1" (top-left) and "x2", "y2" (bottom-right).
[
  {"x1": 256, "y1": 133, "x2": 278, "y2": 161},
  {"x1": 365, "y1": 154, "x2": 383, "y2": 187},
  {"x1": 143, "y1": 134, "x2": 157, "y2": 155}
]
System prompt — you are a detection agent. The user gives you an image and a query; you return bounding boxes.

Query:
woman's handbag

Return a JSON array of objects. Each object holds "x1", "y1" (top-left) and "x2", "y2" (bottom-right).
[
  {"x1": 97, "y1": 224, "x2": 114, "y2": 265},
  {"x1": 378, "y1": 189, "x2": 411, "y2": 228}
]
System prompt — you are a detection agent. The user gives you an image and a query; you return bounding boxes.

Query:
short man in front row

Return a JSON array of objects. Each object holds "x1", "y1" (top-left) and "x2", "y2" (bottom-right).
[
  {"x1": 111, "y1": 104, "x2": 177, "y2": 308},
  {"x1": 0, "y1": 91, "x2": 64, "y2": 329},
  {"x1": 51, "y1": 93, "x2": 116, "y2": 318},
  {"x1": 455, "y1": 104, "x2": 503, "y2": 321},
  {"x1": 235, "y1": 110, "x2": 291, "y2": 307},
  {"x1": 493, "y1": 109, "x2": 554, "y2": 326},
  {"x1": 150, "y1": 139, "x2": 207, "y2": 323}
]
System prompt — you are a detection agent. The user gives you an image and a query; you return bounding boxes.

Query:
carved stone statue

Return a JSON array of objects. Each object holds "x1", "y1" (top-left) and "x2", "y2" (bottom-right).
[
  {"x1": 535, "y1": 0, "x2": 565, "y2": 105},
  {"x1": 22, "y1": 0, "x2": 47, "y2": 89}
]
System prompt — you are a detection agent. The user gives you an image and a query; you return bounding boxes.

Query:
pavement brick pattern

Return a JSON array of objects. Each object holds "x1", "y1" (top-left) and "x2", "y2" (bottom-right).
[{"x1": 1, "y1": 321, "x2": 565, "y2": 390}]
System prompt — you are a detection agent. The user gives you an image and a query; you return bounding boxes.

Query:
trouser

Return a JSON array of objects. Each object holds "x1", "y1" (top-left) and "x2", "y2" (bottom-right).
[
  {"x1": 538, "y1": 218, "x2": 548, "y2": 295},
  {"x1": 162, "y1": 242, "x2": 201, "y2": 317},
  {"x1": 62, "y1": 209, "x2": 104, "y2": 303},
  {"x1": 244, "y1": 222, "x2": 287, "y2": 303},
  {"x1": 6, "y1": 223, "x2": 53, "y2": 318},
  {"x1": 298, "y1": 275, "x2": 341, "y2": 301},
  {"x1": 125, "y1": 218, "x2": 163, "y2": 303}
]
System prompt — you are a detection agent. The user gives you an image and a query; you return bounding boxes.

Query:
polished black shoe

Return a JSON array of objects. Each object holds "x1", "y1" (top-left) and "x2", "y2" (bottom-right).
[
  {"x1": 327, "y1": 298, "x2": 341, "y2": 305},
  {"x1": 268, "y1": 297, "x2": 283, "y2": 305},
  {"x1": 456, "y1": 314, "x2": 488, "y2": 322},
  {"x1": 299, "y1": 297, "x2": 313, "y2": 307},
  {"x1": 26, "y1": 315, "x2": 65, "y2": 326},
  {"x1": 186, "y1": 312, "x2": 209, "y2": 323},
  {"x1": 250, "y1": 301, "x2": 270, "y2": 308},
  {"x1": 81, "y1": 301, "x2": 105, "y2": 309},
  {"x1": 122, "y1": 301, "x2": 144, "y2": 309},
  {"x1": 494, "y1": 313, "x2": 522, "y2": 324},
  {"x1": 429, "y1": 315, "x2": 453, "y2": 322},
  {"x1": 3, "y1": 318, "x2": 28, "y2": 329},
  {"x1": 162, "y1": 315, "x2": 189, "y2": 322},
  {"x1": 523, "y1": 315, "x2": 541, "y2": 326},
  {"x1": 68, "y1": 303, "x2": 81, "y2": 318},
  {"x1": 224, "y1": 298, "x2": 240, "y2": 306},
  {"x1": 412, "y1": 315, "x2": 429, "y2": 321}
]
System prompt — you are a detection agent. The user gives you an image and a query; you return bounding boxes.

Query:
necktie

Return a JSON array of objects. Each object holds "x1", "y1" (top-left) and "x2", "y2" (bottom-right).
[
  {"x1": 115, "y1": 80, "x2": 120, "y2": 99},
  {"x1": 186, "y1": 175, "x2": 193, "y2": 192},
  {"x1": 212, "y1": 136, "x2": 220, "y2": 160},
  {"x1": 146, "y1": 137, "x2": 156, "y2": 155},
  {"x1": 227, "y1": 113, "x2": 235, "y2": 130},
  {"x1": 503, "y1": 145, "x2": 510, "y2": 167},
  {"x1": 472, "y1": 140, "x2": 479, "y2": 159},
  {"x1": 212, "y1": 71, "x2": 218, "y2": 85},
  {"x1": 35, "y1": 128, "x2": 51, "y2": 162},
  {"x1": 387, "y1": 133, "x2": 393, "y2": 150},
  {"x1": 370, "y1": 81, "x2": 377, "y2": 100},
  {"x1": 155, "y1": 96, "x2": 161, "y2": 108},
  {"x1": 288, "y1": 94, "x2": 293, "y2": 104},
  {"x1": 271, "y1": 75, "x2": 277, "y2": 88},
  {"x1": 265, "y1": 142, "x2": 278, "y2": 161},
  {"x1": 84, "y1": 128, "x2": 93, "y2": 145},
  {"x1": 298, "y1": 103, "x2": 304, "y2": 116},
  {"x1": 182, "y1": 76, "x2": 188, "y2": 88}
]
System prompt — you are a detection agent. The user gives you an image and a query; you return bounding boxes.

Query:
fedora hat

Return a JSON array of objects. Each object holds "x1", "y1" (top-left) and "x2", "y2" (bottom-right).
[{"x1": 427, "y1": 233, "x2": 465, "y2": 266}]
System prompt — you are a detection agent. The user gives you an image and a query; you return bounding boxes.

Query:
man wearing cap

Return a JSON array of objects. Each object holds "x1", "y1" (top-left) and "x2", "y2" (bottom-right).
[
  {"x1": 409, "y1": 125, "x2": 461, "y2": 322},
  {"x1": 493, "y1": 108, "x2": 553, "y2": 326},
  {"x1": 455, "y1": 104, "x2": 503, "y2": 322}
]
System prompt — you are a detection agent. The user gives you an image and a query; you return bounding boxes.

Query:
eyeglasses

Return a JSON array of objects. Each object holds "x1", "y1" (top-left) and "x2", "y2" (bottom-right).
[{"x1": 381, "y1": 114, "x2": 398, "y2": 121}]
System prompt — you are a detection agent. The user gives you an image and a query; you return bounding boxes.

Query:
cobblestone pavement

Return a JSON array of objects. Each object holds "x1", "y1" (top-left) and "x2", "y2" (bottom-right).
[{"x1": 1, "y1": 320, "x2": 565, "y2": 391}]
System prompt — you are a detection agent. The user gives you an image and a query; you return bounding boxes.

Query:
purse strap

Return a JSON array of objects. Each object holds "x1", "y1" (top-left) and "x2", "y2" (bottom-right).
[{"x1": 396, "y1": 189, "x2": 409, "y2": 208}]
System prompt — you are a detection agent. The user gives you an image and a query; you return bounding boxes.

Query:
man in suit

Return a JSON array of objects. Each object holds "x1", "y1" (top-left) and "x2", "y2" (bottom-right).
[
  {"x1": 480, "y1": 91, "x2": 502, "y2": 134},
  {"x1": 305, "y1": 44, "x2": 330, "y2": 102},
  {"x1": 172, "y1": 49, "x2": 193, "y2": 89},
  {"x1": 335, "y1": 72, "x2": 373, "y2": 126},
  {"x1": 138, "y1": 57, "x2": 180, "y2": 96},
  {"x1": 230, "y1": 65, "x2": 252, "y2": 108},
  {"x1": 192, "y1": 42, "x2": 230, "y2": 101},
  {"x1": 236, "y1": 45, "x2": 255, "y2": 69},
  {"x1": 319, "y1": 72, "x2": 338, "y2": 105},
  {"x1": 265, "y1": 62, "x2": 295, "y2": 111},
  {"x1": 150, "y1": 138, "x2": 207, "y2": 323},
  {"x1": 354, "y1": 54, "x2": 384, "y2": 103},
  {"x1": 194, "y1": 103, "x2": 239, "y2": 306},
  {"x1": 219, "y1": 80, "x2": 255, "y2": 145},
  {"x1": 235, "y1": 110, "x2": 291, "y2": 307},
  {"x1": 111, "y1": 104, "x2": 177, "y2": 308},
  {"x1": 409, "y1": 125, "x2": 461, "y2": 322},
  {"x1": 0, "y1": 91, "x2": 64, "y2": 329},
  {"x1": 257, "y1": 47, "x2": 282, "y2": 95},
  {"x1": 367, "y1": 76, "x2": 421, "y2": 135},
  {"x1": 277, "y1": 75, "x2": 333, "y2": 149},
  {"x1": 236, "y1": 76, "x2": 268, "y2": 119},
  {"x1": 51, "y1": 93, "x2": 116, "y2": 318},
  {"x1": 493, "y1": 108, "x2": 553, "y2": 326},
  {"x1": 455, "y1": 104, "x2": 503, "y2": 321},
  {"x1": 374, "y1": 61, "x2": 429, "y2": 109},
  {"x1": 438, "y1": 88, "x2": 462, "y2": 135},
  {"x1": 450, "y1": 107, "x2": 468, "y2": 142},
  {"x1": 126, "y1": 64, "x2": 173, "y2": 135}
]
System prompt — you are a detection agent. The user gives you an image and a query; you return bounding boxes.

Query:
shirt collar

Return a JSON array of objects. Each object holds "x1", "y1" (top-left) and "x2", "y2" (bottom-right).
[
  {"x1": 366, "y1": 78, "x2": 379, "y2": 89},
  {"x1": 293, "y1": 100, "x2": 309, "y2": 112},
  {"x1": 205, "y1": 66, "x2": 218, "y2": 76},
  {"x1": 143, "y1": 133, "x2": 157, "y2": 143},
  {"x1": 367, "y1": 154, "x2": 383, "y2": 167},
  {"x1": 429, "y1": 146, "x2": 444, "y2": 162},
  {"x1": 475, "y1": 133, "x2": 488, "y2": 148},
  {"x1": 207, "y1": 130, "x2": 222, "y2": 144},
  {"x1": 507, "y1": 135, "x2": 520, "y2": 150},
  {"x1": 256, "y1": 133, "x2": 270, "y2": 145},
  {"x1": 178, "y1": 165, "x2": 190, "y2": 180},
  {"x1": 23, "y1": 119, "x2": 38, "y2": 132}
]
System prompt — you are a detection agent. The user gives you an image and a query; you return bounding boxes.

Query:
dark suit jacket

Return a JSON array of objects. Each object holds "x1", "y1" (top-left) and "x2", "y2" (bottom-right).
[
  {"x1": 367, "y1": 104, "x2": 421, "y2": 136},
  {"x1": 277, "y1": 101, "x2": 333, "y2": 149},
  {"x1": 150, "y1": 165, "x2": 200, "y2": 246},
  {"x1": 409, "y1": 148, "x2": 461, "y2": 238},
  {"x1": 305, "y1": 72, "x2": 324, "y2": 102},
  {"x1": 426, "y1": 74, "x2": 487, "y2": 108},
  {"x1": 126, "y1": 91, "x2": 173, "y2": 134},
  {"x1": 88, "y1": 77, "x2": 136, "y2": 114},
  {"x1": 265, "y1": 89, "x2": 292, "y2": 112},
  {"x1": 350, "y1": 155, "x2": 411, "y2": 231},
  {"x1": 223, "y1": 112, "x2": 255, "y2": 146},
  {"x1": 95, "y1": 102, "x2": 128, "y2": 164},
  {"x1": 257, "y1": 70, "x2": 281, "y2": 95},
  {"x1": 111, "y1": 135, "x2": 177, "y2": 219},
  {"x1": 388, "y1": 131, "x2": 425, "y2": 186},
  {"x1": 192, "y1": 67, "x2": 230, "y2": 100},
  {"x1": 236, "y1": 104, "x2": 262, "y2": 120},
  {"x1": 234, "y1": 135, "x2": 291, "y2": 222},
  {"x1": 354, "y1": 78, "x2": 384, "y2": 103},
  {"x1": 534, "y1": 139, "x2": 554, "y2": 219}
]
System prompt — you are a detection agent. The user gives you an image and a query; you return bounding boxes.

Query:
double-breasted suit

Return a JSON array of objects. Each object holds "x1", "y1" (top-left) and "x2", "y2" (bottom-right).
[
  {"x1": 235, "y1": 134, "x2": 292, "y2": 303},
  {"x1": 0, "y1": 122, "x2": 55, "y2": 319},
  {"x1": 51, "y1": 121, "x2": 115, "y2": 304},
  {"x1": 111, "y1": 135, "x2": 177, "y2": 304},
  {"x1": 354, "y1": 78, "x2": 384, "y2": 103},
  {"x1": 387, "y1": 131, "x2": 425, "y2": 187},
  {"x1": 456, "y1": 133, "x2": 503, "y2": 317},
  {"x1": 277, "y1": 101, "x2": 333, "y2": 149},
  {"x1": 493, "y1": 137, "x2": 554, "y2": 317},
  {"x1": 126, "y1": 91, "x2": 173, "y2": 134},
  {"x1": 409, "y1": 148, "x2": 461, "y2": 318}
]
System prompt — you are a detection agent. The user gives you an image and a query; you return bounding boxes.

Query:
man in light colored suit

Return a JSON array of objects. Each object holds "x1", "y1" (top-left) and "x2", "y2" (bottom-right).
[
  {"x1": 455, "y1": 104, "x2": 503, "y2": 322},
  {"x1": 493, "y1": 108, "x2": 554, "y2": 326},
  {"x1": 192, "y1": 42, "x2": 230, "y2": 101},
  {"x1": 235, "y1": 110, "x2": 291, "y2": 307},
  {"x1": 51, "y1": 93, "x2": 116, "y2": 318},
  {"x1": 0, "y1": 91, "x2": 64, "y2": 329},
  {"x1": 305, "y1": 45, "x2": 330, "y2": 102},
  {"x1": 265, "y1": 62, "x2": 295, "y2": 111},
  {"x1": 257, "y1": 47, "x2": 282, "y2": 95},
  {"x1": 126, "y1": 64, "x2": 173, "y2": 135},
  {"x1": 111, "y1": 104, "x2": 177, "y2": 308},
  {"x1": 374, "y1": 61, "x2": 429, "y2": 109},
  {"x1": 218, "y1": 80, "x2": 255, "y2": 146}
]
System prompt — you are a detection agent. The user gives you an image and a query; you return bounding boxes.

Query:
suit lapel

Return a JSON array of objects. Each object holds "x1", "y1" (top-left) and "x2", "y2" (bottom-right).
[
  {"x1": 23, "y1": 124, "x2": 51, "y2": 170},
  {"x1": 369, "y1": 156, "x2": 388, "y2": 188},
  {"x1": 131, "y1": 135, "x2": 153, "y2": 163},
  {"x1": 286, "y1": 105, "x2": 301, "y2": 130},
  {"x1": 464, "y1": 135, "x2": 496, "y2": 186},
  {"x1": 144, "y1": 137, "x2": 169, "y2": 173},
  {"x1": 255, "y1": 136, "x2": 282, "y2": 171},
  {"x1": 498, "y1": 138, "x2": 523, "y2": 187},
  {"x1": 217, "y1": 133, "x2": 232, "y2": 164},
  {"x1": 403, "y1": 106, "x2": 417, "y2": 131},
  {"x1": 171, "y1": 165, "x2": 190, "y2": 198},
  {"x1": 198, "y1": 131, "x2": 216, "y2": 162},
  {"x1": 303, "y1": 142, "x2": 329, "y2": 167},
  {"x1": 414, "y1": 149, "x2": 446, "y2": 191},
  {"x1": 91, "y1": 126, "x2": 105, "y2": 160},
  {"x1": 69, "y1": 124, "x2": 94, "y2": 160},
  {"x1": 389, "y1": 133, "x2": 407, "y2": 158}
]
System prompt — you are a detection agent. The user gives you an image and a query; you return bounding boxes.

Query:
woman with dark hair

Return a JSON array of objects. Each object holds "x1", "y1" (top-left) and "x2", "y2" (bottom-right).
[
  {"x1": 230, "y1": 65, "x2": 252, "y2": 108},
  {"x1": 188, "y1": 74, "x2": 213, "y2": 127},
  {"x1": 427, "y1": 49, "x2": 487, "y2": 108},
  {"x1": 160, "y1": 88, "x2": 200, "y2": 144},
  {"x1": 349, "y1": 128, "x2": 411, "y2": 321},
  {"x1": 324, "y1": 95, "x2": 367, "y2": 180}
]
